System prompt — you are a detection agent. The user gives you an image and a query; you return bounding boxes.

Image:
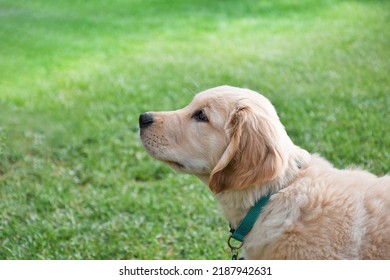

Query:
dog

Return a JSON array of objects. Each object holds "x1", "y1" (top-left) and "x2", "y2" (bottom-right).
[{"x1": 139, "y1": 85, "x2": 390, "y2": 259}]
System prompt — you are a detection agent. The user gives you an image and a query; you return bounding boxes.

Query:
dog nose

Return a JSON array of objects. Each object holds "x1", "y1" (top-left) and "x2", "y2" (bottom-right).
[{"x1": 139, "y1": 112, "x2": 154, "y2": 128}]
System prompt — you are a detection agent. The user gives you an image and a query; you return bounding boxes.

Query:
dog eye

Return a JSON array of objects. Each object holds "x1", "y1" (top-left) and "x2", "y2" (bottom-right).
[{"x1": 192, "y1": 110, "x2": 208, "y2": 122}]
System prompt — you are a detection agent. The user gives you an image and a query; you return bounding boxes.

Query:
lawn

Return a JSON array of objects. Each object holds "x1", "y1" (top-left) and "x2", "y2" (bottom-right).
[{"x1": 0, "y1": 0, "x2": 389, "y2": 259}]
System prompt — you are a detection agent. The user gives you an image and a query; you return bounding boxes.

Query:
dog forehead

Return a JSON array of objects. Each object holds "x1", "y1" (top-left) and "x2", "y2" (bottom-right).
[
  {"x1": 190, "y1": 93, "x2": 230, "y2": 114},
  {"x1": 193, "y1": 86, "x2": 275, "y2": 113},
  {"x1": 194, "y1": 85, "x2": 265, "y2": 103},
  {"x1": 192, "y1": 86, "x2": 243, "y2": 107},
  {"x1": 196, "y1": 85, "x2": 239, "y2": 98}
]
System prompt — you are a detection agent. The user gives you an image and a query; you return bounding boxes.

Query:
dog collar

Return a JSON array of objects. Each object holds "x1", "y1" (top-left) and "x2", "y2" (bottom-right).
[{"x1": 228, "y1": 192, "x2": 271, "y2": 259}]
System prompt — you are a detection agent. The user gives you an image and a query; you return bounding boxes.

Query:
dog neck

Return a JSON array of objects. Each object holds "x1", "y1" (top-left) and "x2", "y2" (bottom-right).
[{"x1": 208, "y1": 147, "x2": 310, "y2": 229}]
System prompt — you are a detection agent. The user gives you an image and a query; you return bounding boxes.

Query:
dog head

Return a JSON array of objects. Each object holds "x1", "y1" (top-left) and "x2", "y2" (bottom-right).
[{"x1": 139, "y1": 86, "x2": 292, "y2": 193}]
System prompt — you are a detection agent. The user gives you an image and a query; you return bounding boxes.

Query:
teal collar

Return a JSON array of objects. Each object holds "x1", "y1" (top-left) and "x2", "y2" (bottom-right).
[{"x1": 229, "y1": 192, "x2": 271, "y2": 243}]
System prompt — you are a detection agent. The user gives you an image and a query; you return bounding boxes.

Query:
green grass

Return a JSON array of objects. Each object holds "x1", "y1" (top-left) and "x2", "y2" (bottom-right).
[{"x1": 0, "y1": 0, "x2": 389, "y2": 259}]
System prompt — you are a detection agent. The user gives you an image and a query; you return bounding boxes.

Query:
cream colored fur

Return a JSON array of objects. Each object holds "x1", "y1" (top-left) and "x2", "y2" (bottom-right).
[{"x1": 140, "y1": 85, "x2": 390, "y2": 259}]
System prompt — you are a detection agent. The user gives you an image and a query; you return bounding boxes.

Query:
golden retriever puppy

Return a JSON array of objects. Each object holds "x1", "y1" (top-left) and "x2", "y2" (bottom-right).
[{"x1": 139, "y1": 85, "x2": 390, "y2": 259}]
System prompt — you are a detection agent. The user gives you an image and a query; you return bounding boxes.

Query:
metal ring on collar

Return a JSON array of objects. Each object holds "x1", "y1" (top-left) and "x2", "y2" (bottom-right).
[{"x1": 227, "y1": 235, "x2": 243, "y2": 250}]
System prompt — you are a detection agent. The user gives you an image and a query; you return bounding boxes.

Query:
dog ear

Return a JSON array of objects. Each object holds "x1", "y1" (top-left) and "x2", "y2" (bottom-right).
[{"x1": 209, "y1": 106, "x2": 286, "y2": 193}]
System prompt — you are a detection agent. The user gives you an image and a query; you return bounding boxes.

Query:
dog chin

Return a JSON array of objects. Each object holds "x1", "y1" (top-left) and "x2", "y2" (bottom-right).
[{"x1": 165, "y1": 160, "x2": 186, "y2": 170}]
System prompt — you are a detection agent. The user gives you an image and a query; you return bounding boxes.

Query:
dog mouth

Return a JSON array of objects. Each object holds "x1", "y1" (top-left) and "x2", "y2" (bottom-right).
[{"x1": 140, "y1": 133, "x2": 186, "y2": 171}]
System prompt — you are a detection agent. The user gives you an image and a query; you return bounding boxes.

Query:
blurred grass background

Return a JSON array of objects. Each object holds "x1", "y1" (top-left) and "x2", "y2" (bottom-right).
[{"x1": 0, "y1": 0, "x2": 389, "y2": 259}]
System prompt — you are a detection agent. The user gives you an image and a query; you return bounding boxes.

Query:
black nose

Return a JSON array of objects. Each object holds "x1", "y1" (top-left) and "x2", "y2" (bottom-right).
[{"x1": 139, "y1": 112, "x2": 154, "y2": 128}]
